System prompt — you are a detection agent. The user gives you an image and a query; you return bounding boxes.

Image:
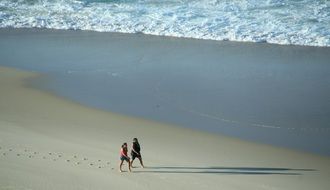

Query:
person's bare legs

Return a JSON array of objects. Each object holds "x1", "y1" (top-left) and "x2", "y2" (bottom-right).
[
  {"x1": 128, "y1": 159, "x2": 132, "y2": 172},
  {"x1": 138, "y1": 157, "x2": 144, "y2": 168},
  {"x1": 130, "y1": 158, "x2": 134, "y2": 168},
  {"x1": 119, "y1": 160, "x2": 124, "y2": 172}
]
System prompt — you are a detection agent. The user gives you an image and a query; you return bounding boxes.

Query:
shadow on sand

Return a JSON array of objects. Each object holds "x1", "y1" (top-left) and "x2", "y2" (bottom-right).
[{"x1": 133, "y1": 166, "x2": 315, "y2": 175}]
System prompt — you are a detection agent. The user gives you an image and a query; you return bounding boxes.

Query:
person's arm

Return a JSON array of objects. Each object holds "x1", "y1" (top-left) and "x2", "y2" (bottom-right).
[
  {"x1": 131, "y1": 144, "x2": 140, "y2": 155},
  {"x1": 121, "y1": 148, "x2": 129, "y2": 157},
  {"x1": 123, "y1": 148, "x2": 130, "y2": 159},
  {"x1": 120, "y1": 148, "x2": 124, "y2": 156}
]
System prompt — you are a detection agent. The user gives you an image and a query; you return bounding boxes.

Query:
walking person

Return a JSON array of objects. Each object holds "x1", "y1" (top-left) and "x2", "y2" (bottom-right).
[
  {"x1": 130, "y1": 138, "x2": 144, "y2": 168},
  {"x1": 119, "y1": 142, "x2": 131, "y2": 172}
]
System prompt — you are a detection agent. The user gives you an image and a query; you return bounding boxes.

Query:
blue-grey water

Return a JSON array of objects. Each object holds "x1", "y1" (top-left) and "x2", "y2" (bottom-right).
[
  {"x1": 1, "y1": 0, "x2": 330, "y2": 47},
  {"x1": 1, "y1": 29, "x2": 330, "y2": 156}
]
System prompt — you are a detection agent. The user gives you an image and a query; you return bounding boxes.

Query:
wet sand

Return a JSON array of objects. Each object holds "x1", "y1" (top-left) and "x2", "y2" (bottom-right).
[{"x1": 1, "y1": 28, "x2": 330, "y2": 155}]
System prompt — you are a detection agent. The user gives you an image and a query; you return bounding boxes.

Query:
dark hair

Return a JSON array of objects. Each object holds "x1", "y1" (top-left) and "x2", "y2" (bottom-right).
[
  {"x1": 133, "y1": 138, "x2": 138, "y2": 142},
  {"x1": 122, "y1": 143, "x2": 127, "y2": 148}
]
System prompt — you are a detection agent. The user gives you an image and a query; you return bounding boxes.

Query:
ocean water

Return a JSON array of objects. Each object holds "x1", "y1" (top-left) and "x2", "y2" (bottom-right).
[{"x1": 0, "y1": 0, "x2": 330, "y2": 46}]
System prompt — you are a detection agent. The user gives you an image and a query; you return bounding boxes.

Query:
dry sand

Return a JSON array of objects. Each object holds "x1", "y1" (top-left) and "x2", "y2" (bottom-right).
[{"x1": 0, "y1": 66, "x2": 329, "y2": 189}]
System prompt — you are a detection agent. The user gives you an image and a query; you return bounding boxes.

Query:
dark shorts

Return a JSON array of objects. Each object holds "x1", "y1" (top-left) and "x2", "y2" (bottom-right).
[
  {"x1": 120, "y1": 156, "x2": 130, "y2": 162},
  {"x1": 131, "y1": 152, "x2": 141, "y2": 160}
]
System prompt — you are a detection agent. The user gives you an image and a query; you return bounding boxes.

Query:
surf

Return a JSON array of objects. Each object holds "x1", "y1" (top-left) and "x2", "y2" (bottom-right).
[{"x1": 0, "y1": 0, "x2": 329, "y2": 46}]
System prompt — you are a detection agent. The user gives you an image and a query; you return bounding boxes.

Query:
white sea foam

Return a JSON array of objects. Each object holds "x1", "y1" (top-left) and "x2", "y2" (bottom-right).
[{"x1": 0, "y1": 0, "x2": 329, "y2": 46}]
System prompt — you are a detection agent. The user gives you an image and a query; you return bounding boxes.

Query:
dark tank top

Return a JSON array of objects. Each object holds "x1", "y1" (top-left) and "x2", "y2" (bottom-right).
[{"x1": 132, "y1": 142, "x2": 140, "y2": 153}]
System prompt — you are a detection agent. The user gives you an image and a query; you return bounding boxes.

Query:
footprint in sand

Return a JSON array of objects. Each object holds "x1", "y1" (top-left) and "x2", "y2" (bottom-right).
[{"x1": 0, "y1": 148, "x2": 110, "y2": 170}]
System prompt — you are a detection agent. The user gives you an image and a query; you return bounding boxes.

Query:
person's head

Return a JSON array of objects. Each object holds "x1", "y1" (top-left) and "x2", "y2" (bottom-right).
[
  {"x1": 133, "y1": 138, "x2": 138, "y2": 143},
  {"x1": 122, "y1": 143, "x2": 127, "y2": 148}
]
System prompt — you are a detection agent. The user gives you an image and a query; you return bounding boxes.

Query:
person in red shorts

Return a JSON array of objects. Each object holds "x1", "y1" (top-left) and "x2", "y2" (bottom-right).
[{"x1": 119, "y1": 142, "x2": 131, "y2": 172}]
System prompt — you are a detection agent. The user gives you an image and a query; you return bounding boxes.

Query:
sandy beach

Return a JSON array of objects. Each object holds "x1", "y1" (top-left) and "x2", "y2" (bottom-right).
[{"x1": 1, "y1": 66, "x2": 330, "y2": 189}]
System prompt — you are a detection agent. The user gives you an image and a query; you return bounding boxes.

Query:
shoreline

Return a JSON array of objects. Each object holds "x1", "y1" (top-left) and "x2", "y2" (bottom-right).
[
  {"x1": 1, "y1": 66, "x2": 330, "y2": 189},
  {"x1": 2, "y1": 27, "x2": 330, "y2": 49},
  {"x1": 1, "y1": 28, "x2": 330, "y2": 155}
]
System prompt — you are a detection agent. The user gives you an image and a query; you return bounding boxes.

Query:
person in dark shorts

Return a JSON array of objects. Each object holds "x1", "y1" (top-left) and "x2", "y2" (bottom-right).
[
  {"x1": 130, "y1": 138, "x2": 144, "y2": 168},
  {"x1": 119, "y1": 142, "x2": 131, "y2": 172}
]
